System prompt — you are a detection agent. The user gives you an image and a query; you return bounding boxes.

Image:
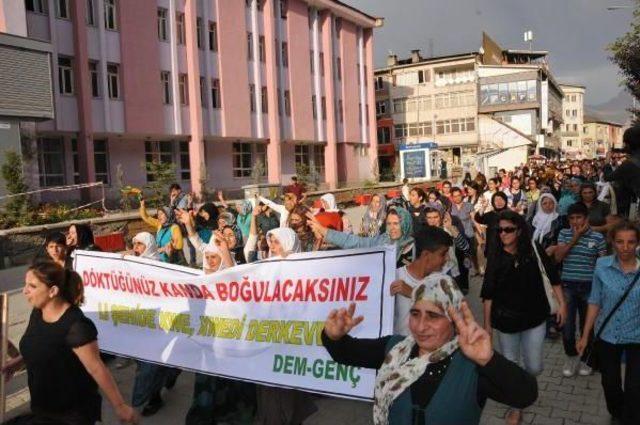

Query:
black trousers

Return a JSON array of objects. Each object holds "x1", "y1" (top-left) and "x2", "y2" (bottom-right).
[{"x1": 597, "y1": 339, "x2": 640, "y2": 425}]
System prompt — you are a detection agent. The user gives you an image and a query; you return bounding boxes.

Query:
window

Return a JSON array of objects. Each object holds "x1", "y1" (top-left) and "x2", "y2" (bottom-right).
[
  {"x1": 179, "y1": 74, "x2": 188, "y2": 105},
  {"x1": 179, "y1": 141, "x2": 190, "y2": 180},
  {"x1": 26, "y1": 0, "x2": 47, "y2": 14},
  {"x1": 295, "y1": 144, "x2": 310, "y2": 167},
  {"x1": 58, "y1": 56, "x2": 74, "y2": 95},
  {"x1": 89, "y1": 61, "x2": 100, "y2": 98},
  {"x1": 377, "y1": 127, "x2": 391, "y2": 144},
  {"x1": 71, "y1": 139, "x2": 79, "y2": 183},
  {"x1": 93, "y1": 139, "x2": 110, "y2": 184},
  {"x1": 200, "y1": 77, "x2": 207, "y2": 107},
  {"x1": 280, "y1": 0, "x2": 287, "y2": 19},
  {"x1": 211, "y1": 78, "x2": 220, "y2": 109},
  {"x1": 572, "y1": 109, "x2": 578, "y2": 117},
  {"x1": 37, "y1": 138, "x2": 65, "y2": 187},
  {"x1": 247, "y1": 32, "x2": 253, "y2": 59},
  {"x1": 284, "y1": 90, "x2": 291, "y2": 116},
  {"x1": 313, "y1": 146, "x2": 325, "y2": 176},
  {"x1": 261, "y1": 86, "x2": 268, "y2": 113},
  {"x1": 567, "y1": 140, "x2": 573, "y2": 147},
  {"x1": 310, "y1": 50, "x2": 314, "y2": 73},
  {"x1": 319, "y1": 52, "x2": 324, "y2": 76},
  {"x1": 312, "y1": 95, "x2": 317, "y2": 119},
  {"x1": 259, "y1": 36, "x2": 266, "y2": 62},
  {"x1": 375, "y1": 100, "x2": 387, "y2": 116},
  {"x1": 336, "y1": 57, "x2": 342, "y2": 81},
  {"x1": 281, "y1": 42, "x2": 288, "y2": 67},
  {"x1": 374, "y1": 76, "x2": 383, "y2": 91},
  {"x1": 86, "y1": 0, "x2": 96, "y2": 25},
  {"x1": 418, "y1": 69, "x2": 430, "y2": 84},
  {"x1": 321, "y1": 96, "x2": 326, "y2": 120},
  {"x1": 208, "y1": 22, "x2": 218, "y2": 52},
  {"x1": 144, "y1": 141, "x2": 174, "y2": 181},
  {"x1": 338, "y1": 99, "x2": 343, "y2": 123},
  {"x1": 335, "y1": 17, "x2": 341, "y2": 38},
  {"x1": 104, "y1": 0, "x2": 117, "y2": 30},
  {"x1": 249, "y1": 84, "x2": 256, "y2": 112},
  {"x1": 176, "y1": 12, "x2": 185, "y2": 45},
  {"x1": 107, "y1": 63, "x2": 120, "y2": 99},
  {"x1": 480, "y1": 80, "x2": 536, "y2": 106},
  {"x1": 196, "y1": 17, "x2": 203, "y2": 48},
  {"x1": 573, "y1": 124, "x2": 578, "y2": 132},
  {"x1": 233, "y1": 143, "x2": 252, "y2": 178},
  {"x1": 157, "y1": 8, "x2": 168, "y2": 41},
  {"x1": 394, "y1": 123, "x2": 408, "y2": 139},
  {"x1": 55, "y1": 0, "x2": 69, "y2": 19},
  {"x1": 160, "y1": 71, "x2": 171, "y2": 104}
]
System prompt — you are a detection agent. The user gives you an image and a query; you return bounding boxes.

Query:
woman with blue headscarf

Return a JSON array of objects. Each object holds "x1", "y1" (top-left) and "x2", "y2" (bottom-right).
[{"x1": 308, "y1": 207, "x2": 415, "y2": 268}]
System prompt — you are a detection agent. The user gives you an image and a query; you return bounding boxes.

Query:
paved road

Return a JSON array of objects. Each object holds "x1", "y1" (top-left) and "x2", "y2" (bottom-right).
[{"x1": 3, "y1": 205, "x2": 615, "y2": 424}]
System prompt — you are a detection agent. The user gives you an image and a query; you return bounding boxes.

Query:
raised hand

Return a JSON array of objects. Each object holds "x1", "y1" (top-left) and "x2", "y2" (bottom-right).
[
  {"x1": 323, "y1": 302, "x2": 364, "y2": 341},
  {"x1": 305, "y1": 212, "x2": 328, "y2": 238},
  {"x1": 449, "y1": 301, "x2": 494, "y2": 366}
]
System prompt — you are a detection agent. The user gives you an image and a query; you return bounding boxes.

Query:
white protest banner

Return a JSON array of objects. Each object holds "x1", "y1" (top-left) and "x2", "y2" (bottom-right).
[{"x1": 74, "y1": 246, "x2": 396, "y2": 400}]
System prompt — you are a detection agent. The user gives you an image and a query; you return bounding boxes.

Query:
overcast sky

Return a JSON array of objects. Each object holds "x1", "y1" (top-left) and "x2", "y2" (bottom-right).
[{"x1": 347, "y1": 0, "x2": 634, "y2": 105}]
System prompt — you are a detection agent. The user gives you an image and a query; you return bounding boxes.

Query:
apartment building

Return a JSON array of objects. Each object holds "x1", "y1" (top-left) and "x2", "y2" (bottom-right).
[
  {"x1": 582, "y1": 115, "x2": 623, "y2": 158},
  {"x1": 0, "y1": 0, "x2": 381, "y2": 200},
  {"x1": 375, "y1": 33, "x2": 565, "y2": 179},
  {"x1": 559, "y1": 84, "x2": 586, "y2": 158}
]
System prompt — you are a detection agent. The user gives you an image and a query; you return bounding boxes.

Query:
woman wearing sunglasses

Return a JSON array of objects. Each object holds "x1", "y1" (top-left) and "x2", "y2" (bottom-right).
[{"x1": 481, "y1": 210, "x2": 567, "y2": 425}]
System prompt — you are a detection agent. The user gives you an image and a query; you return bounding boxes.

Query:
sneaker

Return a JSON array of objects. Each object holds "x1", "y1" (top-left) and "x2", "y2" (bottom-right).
[
  {"x1": 578, "y1": 361, "x2": 593, "y2": 376},
  {"x1": 562, "y1": 356, "x2": 579, "y2": 377}
]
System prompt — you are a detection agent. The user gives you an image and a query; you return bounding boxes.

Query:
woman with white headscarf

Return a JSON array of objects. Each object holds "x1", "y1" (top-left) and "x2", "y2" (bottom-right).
[
  {"x1": 320, "y1": 193, "x2": 353, "y2": 234},
  {"x1": 322, "y1": 275, "x2": 538, "y2": 425},
  {"x1": 254, "y1": 227, "x2": 318, "y2": 425},
  {"x1": 132, "y1": 232, "x2": 160, "y2": 260},
  {"x1": 529, "y1": 193, "x2": 562, "y2": 251}
]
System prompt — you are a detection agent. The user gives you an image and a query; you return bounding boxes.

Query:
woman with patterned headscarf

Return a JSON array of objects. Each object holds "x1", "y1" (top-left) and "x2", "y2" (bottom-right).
[
  {"x1": 308, "y1": 207, "x2": 415, "y2": 268},
  {"x1": 322, "y1": 274, "x2": 538, "y2": 425},
  {"x1": 360, "y1": 193, "x2": 387, "y2": 237}
]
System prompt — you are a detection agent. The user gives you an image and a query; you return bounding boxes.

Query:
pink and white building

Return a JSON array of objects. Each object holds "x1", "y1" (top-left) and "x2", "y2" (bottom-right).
[{"x1": 0, "y1": 0, "x2": 381, "y2": 198}]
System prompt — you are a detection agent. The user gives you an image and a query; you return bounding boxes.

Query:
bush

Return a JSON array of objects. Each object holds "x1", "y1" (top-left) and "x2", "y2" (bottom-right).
[
  {"x1": 0, "y1": 203, "x2": 103, "y2": 229},
  {"x1": 0, "y1": 150, "x2": 30, "y2": 224},
  {"x1": 141, "y1": 161, "x2": 176, "y2": 208}
]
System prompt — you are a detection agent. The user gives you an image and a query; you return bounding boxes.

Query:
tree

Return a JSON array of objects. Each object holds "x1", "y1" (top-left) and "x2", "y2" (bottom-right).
[
  {"x1": 141, "y1": 161, "x2": 176, "y2": 208},
  {"x1": 0, "y1": 150, "x2": 30, "y2": 224},
  {"x1": 609, "y1": 0, "x2": 640, "y2": 123}
]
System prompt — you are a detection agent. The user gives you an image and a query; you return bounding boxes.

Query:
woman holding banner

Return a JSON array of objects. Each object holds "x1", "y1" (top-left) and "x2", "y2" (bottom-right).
[
  {"x1": 254, "y1": 226, "x2": 318, "y2": 425},
  {"x1": 2, "y1": 262, "x2": 138, "y2": 425},
  {"x1": 322, "y1": 274, "x2": 538, "y2": 425}
]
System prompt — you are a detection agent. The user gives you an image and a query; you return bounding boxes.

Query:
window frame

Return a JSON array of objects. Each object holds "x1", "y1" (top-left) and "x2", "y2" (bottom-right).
[
  {"x1": 26, "y1": 0, "x2": 48, "y2": 15},
  {"x1": 86, "y1": 0, "x2": 96, "y2": 25},
  {"x1": 89, "y1": 60, "x2": 100, "y2": 98},
  {"x1": 37, "y1": 137, "x2": 66, "y2": 188},
  {"x1": 104, "y1": 0, "x2": 117, "y2": 30},
  {"x1": 157, "y1": 8, "x2": 168, "y2": 41},
  {"x1": 211, "y1": 78, "x2": 221, "y2": 109},
  {"x1": 58, "y1": 56, "x2": 74, "y2": 96},
  {"x1": 179, "y1": 73, "x2": 189, "y2": 105},
  {"x1": 161, "y1": 71, "x2": 171, "y2": 104},
  {"x1": 107, "y1": 63, "x2": 120, "y2": 99},
  {"x1": 93, "y1": 139, "x2": 110, "y2": 185},
  {"x1": 208, "y1": 21, "x2": 218, "y2": 52},
  {"x1": 55, "y1": 0, "x2": 70, "y2": 19},
  {"x1": 176, "y1": 12, "x2": 186, "y2": 45}
]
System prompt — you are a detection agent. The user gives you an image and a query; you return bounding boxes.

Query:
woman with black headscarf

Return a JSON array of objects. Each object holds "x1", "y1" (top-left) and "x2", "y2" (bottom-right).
[
  {"x1": 193, "y1": 203, "x2": 219, "y2": 244},
  {"x1": 474, "y1": 192, "x2": 509, "y2": 258}
]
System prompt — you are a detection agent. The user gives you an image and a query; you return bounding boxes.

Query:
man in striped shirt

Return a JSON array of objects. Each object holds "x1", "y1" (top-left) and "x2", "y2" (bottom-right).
[{"x1": 555, "y1": 202, "x2": 607, "y2": 377}]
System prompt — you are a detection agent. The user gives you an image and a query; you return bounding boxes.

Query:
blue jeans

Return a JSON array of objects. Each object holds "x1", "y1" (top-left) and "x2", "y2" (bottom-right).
[
  {"x1": 131, "y1": 362, "x2": 171, "y2": 407},
  {"x1": 562, "y1": 281, "x2": 593, "y2": 360},
  {"x1": 496, "y1": 321, "x2": 546, "y2": 376}
]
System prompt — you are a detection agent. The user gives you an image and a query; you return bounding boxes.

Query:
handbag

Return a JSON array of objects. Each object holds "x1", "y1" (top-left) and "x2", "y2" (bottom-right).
[
  {"x1": 531, "y1": 241, "x2": 559, "y2": 315},
  {"x1": 584, "y1": 268, "x2": 640, "y2": 366}
]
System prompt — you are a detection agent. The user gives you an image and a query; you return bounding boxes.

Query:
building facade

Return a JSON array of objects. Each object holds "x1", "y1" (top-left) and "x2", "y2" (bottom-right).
[
  {"x1": 0, "y1": 31, "x2": 54, "y2": 197},
  {"x1": 374, "y1": 33, "x2": 565, "y2": 180},
  {"x1": 582, "y1": 115, "x2": 623, "y2": 158},
  {"x1": 0, "y1": 0, "x2": 381, "y2": 200},
  {"x1": 559, "y1": 84, "x2": 585, "y2": 159}
]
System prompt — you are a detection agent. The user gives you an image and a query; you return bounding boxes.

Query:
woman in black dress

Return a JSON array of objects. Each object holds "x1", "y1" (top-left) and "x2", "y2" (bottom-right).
[{"x1": 2, "y1": 262, "x2": 138, "y2": 425}]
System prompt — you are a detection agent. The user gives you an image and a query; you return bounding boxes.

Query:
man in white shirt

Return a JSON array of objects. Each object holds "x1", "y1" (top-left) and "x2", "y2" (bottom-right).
[{"x1": 389, "y1": 226, "x2": 454, "y2": 335}]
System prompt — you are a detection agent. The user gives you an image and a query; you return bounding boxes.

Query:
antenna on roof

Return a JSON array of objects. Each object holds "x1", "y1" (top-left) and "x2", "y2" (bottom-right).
[{"x1": 524, "y1": 30, "x2": 533, "y2": 52}]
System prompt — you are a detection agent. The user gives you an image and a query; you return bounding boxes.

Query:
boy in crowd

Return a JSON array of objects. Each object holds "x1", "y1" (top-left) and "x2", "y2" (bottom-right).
[{"x1": 554, "y1": 202, "x2": 607, "y2": 377}]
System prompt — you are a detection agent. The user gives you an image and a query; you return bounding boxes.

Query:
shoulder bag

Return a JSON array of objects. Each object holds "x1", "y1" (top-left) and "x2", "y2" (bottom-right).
[{"x1": 531, "y1": 241, "x2": 559, "y2": 315}]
